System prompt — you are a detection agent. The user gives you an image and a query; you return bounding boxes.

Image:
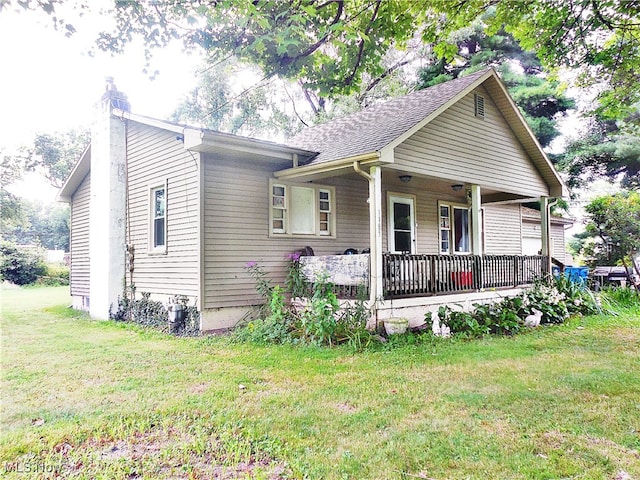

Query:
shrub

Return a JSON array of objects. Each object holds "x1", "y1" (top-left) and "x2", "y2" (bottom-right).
[
  {"x1": 437, "y1": 305, "x2": 486, "y2": 338},
  {"x1": 232, "y1": 286, "x2": 293, "y2": 344},
  {"x1": 284, "y1": 252, "x2": 309, "y2": 298},
  {"x1": 552, "y1": 274, "x2": 599, "y2": 316},
  {"x1": 35, "y1": 263, "x2": 70, "y2": 286},
  {"x1": 434, "y1": 276, "x2": 600, "y2": 338},
  {"x1": 110, "y1": 292, "x2": 200, "y2": 336},
  {"x1": 522, "y1": 278, "x2": 569, "y2": 324},
  {"x1": 234, "y1": 261, "x2": 372, "y2": 348},
  {"x1": 0, "y1": 241, "x2": 46, "y2": 285}
]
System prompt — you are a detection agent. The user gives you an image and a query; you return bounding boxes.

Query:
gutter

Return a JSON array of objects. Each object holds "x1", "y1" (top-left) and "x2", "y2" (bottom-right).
[
  {"x1": 274, "y1": 152, "x2": 382, "y2": 180},
  {"x1": 352, "y1": 160, "x2": 373, "y2": 182}
]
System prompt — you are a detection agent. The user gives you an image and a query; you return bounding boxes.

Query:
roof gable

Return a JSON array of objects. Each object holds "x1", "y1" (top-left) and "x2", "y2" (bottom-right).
[
  {"x1": 290, "y1": 69, "x2": 490, "y2": 165},
  {"x1": 286, "y1": 68, "x2": 568, "y2": 197}
]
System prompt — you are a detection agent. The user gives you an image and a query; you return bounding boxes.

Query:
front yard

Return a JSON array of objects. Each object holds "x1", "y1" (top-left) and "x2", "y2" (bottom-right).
[{"x1": 1, "y1": 286, "x2": 639, "y2": 479}]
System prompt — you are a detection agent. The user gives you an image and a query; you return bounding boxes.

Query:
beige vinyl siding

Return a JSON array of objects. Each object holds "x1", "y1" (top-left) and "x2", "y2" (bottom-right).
[
  {"x1": 394, "y1": 86, "x2": 549, "y2": 197},
  {"x1": 380, "y1": 174, "x2": 465, "y2": 254},
  {"x1": 126, "y1": 122, "x2": 200, "y2": 298},
  {"x1": 202, "y1": 155, "x2": 369, "y2": 308},
  {"x1": 521, "y1": 220, "x2": 539, "y2": 239},
  {"x1": 551, "y1": 224, "x2": 566, "y2": 263},
  {"x1": 522, "y1": 216, "x2": 567, "y2": 263},
  {"x1": 483, "y1": 204, "x2": 522, "y2": 255},
  {"x1": 70, "y1": 172, "x2": 91, "y2": 297}
]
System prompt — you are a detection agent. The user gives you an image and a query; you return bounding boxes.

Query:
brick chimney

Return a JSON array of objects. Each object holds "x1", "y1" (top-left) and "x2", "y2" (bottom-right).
[{"x1": 89, "y1": 78, "x2": 128, "y2": 319}]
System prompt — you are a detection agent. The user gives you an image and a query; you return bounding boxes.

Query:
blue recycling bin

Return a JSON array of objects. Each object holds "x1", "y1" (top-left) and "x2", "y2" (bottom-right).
[{"x1": 564, "y1": 266, "x2": 589, "y2": 285}]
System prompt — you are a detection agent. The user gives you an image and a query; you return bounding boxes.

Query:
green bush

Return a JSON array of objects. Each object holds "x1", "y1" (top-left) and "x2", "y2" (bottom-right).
[
  {"x1": 234, "y1": 262, "x2": 372, "y2": 348},
  {"x1": 111, "y1": 292, "x2": 200, "y2": 336},
  {"x1": 232, "y1": 286, "x2": 293, "y2": 344},
  {"x1": 35, "y1": 263, "x2": 70, "y2": 286},
  {"x1": 0, "y1": 241, "x2": 47, "y2": 285},
  {"x1": 433, "y1": 276, "x2": 601, "y2": 338}
]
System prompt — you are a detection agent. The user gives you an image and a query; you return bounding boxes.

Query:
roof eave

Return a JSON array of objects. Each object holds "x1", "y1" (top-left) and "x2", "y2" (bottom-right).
[
  {"x1": 274, "y1": 152, "x2": 384, "y2": 180},
  {"x1": 112, "y1": 108, "x2": 185, "y2": 134},
  {"x1": 57, "y1": 144, "x2": 91, "y2": 202},
  {"x1": 183, "y1": 128, "x2": 316, "y2": 161}
]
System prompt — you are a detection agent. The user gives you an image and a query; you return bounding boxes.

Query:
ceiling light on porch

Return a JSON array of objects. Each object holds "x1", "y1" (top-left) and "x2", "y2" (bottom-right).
[
  {"x1": 399, "y1": 175, "x2": 412, "y2": 183},
  {"x1": 451, "y1": 184, "x2": 464, "y2": 192}
]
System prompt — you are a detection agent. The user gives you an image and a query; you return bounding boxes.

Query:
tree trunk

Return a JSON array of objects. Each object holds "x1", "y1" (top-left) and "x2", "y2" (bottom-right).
[{"x1": 621, "y1": 256, "x2": 640, "y2": 294}]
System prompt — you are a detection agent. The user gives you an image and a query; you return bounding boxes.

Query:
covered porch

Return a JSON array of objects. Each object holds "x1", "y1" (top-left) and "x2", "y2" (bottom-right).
[{"x1": 290, "y1": 162, "x2": 559, "y2": 305}]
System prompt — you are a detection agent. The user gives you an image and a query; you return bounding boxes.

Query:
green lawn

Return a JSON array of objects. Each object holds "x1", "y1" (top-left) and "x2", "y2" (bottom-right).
[{"x1": 1, "y1": 286, "x2": 639, "y2": 479}]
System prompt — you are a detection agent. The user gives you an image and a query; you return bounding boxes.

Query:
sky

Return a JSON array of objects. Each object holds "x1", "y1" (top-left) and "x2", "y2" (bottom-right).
[{"x1": 1, "y1": 3, "x2": 201, "y2": 201}]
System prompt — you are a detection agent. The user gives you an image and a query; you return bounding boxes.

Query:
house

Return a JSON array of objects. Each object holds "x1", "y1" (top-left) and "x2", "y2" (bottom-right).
[{"x1": 58, "y1": 69, "x2": 570, "y2": 330}]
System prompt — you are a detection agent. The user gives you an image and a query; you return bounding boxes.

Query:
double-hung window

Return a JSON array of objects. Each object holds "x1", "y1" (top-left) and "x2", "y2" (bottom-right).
[
  {"x1": 270, "y1": 181, "x2": 335, "y2": 237},
  {"x1": 438, "y1": 201, "x2": 470, "y2": 254},
  {"x1": 150, "y1": 183, "x2": 167, "y2": 252}
]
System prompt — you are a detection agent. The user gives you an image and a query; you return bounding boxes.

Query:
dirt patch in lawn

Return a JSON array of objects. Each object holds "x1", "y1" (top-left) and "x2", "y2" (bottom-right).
[
  {"x1": 12, "y1": 425, "x2": 289, "y2": 479},
  {"x1": 536, "y1": 431, "x2": 640, "y2": 478}
]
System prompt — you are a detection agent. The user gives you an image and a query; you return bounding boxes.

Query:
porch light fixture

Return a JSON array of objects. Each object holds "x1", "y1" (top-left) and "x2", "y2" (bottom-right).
[
  {"x1": 399, "y1": 175, "x2": 412, "y2": 183},
  {"x1": 451, "y1": 184, "x2": 464, "y2": 192}
]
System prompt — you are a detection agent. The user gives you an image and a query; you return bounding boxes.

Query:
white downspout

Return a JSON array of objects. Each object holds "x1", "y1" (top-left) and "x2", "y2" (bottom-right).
[{"x1": 353, "y1": 161, "x2": 383, "y2": 317}]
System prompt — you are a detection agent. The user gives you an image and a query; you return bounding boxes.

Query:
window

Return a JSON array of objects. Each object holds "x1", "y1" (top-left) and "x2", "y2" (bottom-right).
[
  {"x1": 318, "y1": 189, "x2": 331, "y2": 235},
  {"x1": 270, "y1": 181, "x2": 335, "y2": 237},
  {"x1": 439, "y1": 202, "x2": 470, "y2": 254},
  {"x1": 150, "y1": 184, "x2": 167, "y2": 252},
  {"x1": 439, "y1": 205, "x2": 450, "y2": 253},
  {"x1": 271, "y1": 185, "x2": 286, "y2": 233}
]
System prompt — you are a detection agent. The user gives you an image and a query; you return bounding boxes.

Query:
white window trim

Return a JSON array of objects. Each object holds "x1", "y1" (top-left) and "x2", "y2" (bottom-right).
[
  {"x1": 438, "y1": 200, "x2": 471, "y2": 255},
  {"x1": 269, "y1": 179, "x2": 336, "y2": 238},
  {"x1": 148, "y1": 180, "x2": 168, "y2": 255},
  {"x1": 387, "y1": 193, "x2": 416, "y2": 254}
]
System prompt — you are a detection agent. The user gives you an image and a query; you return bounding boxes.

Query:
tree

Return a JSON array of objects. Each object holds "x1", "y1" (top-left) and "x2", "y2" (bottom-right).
[
  {"x1": 582, "y1": 191, "x2": 640, "y2": 290},
  {"x1": 171, "y1": 58, "x2": 306, "y2": 138},
  {"x1": 0, "y1": 150, "x2": 26, "y2": 233},
  {"x1": 428, "y1": 0, "x2": 640, "y2": 121},
  {"x1": 2, "y1": 199, "x2": 70, "y2": 251},
  {"x1": 21, "y1": 129, "x2": 90, "y2": 188},
  {"x1": 94, "y1": 0, "x2": 639, "y2": 121},
  {"x1": 558, "y1": 108, "x2": 640, "y2": 190},
  {"x1": 415, "y1": 19, "x2": 575, "y2": 148},
  {"x1": 0, "y1": 0, "x2": 78, "y2": 35},
  {"x1": 0, "y1": 241, "x2": 47, "y2": 285}
]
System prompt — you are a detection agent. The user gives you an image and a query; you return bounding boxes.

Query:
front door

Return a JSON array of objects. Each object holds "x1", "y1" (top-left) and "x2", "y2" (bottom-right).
[{"x1": 388, "y1": 195, "x2": 416, "y2": 253}]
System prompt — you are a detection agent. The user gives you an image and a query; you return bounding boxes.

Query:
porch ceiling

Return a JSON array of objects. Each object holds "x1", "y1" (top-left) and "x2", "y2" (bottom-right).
[{"x1": 380, "y1": 168, "x2": 540, "y2": 203}]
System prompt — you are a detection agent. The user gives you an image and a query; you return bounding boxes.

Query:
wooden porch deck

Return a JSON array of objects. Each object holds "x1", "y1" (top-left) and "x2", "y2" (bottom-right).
[{"x1": 300, "y1": 253, "x2": 548, "y2": 300}]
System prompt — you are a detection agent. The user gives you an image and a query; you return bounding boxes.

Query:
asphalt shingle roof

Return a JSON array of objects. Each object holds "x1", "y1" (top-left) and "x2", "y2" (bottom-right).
[{"x1": 289, "y1": 69, "x2": 490, "y2": 165}]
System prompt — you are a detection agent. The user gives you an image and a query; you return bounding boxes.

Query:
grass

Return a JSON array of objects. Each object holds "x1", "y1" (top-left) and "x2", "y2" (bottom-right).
[{"x1": 1, "y1": 285, "x2": 639, "y2": 479}]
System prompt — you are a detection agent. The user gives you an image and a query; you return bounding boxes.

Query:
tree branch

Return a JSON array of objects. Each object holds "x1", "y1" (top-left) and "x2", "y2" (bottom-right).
[
  {"x1": 344, "y1": 0, "x2": 381, "y2": 87},
  {"x1": 357, "y1": 59, "x2": 411, "y2": 104},
  {"x1": 283, "y1": 81, "x2": 309, "y2": 128},
  {"x1": 299, "y1": 79, "x2": 320, "y2": 115}
]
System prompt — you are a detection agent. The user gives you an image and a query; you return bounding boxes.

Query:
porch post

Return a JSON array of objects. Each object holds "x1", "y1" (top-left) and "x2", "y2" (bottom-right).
[
  {"x1": 470, "y1": 184, "x2": 482, "y2": 255},
  {"x1": 369, "y1": 166, "x2": 384, "y2": 303},
  {"x1": 540, "y1": 196, "x2": 552, "y2": 273}
]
